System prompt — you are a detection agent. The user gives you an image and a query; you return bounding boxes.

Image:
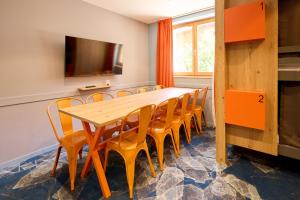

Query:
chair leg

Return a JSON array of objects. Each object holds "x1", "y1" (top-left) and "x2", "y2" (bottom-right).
[
  {"x1": 156, "y1": 137, "x2": 165, "y2": 171},
  {"x1": 67, "y1": 150, "x2": 78, "y2": 191},
  {"x1": 81, "y1": 153, "x2": 92, "y2": 178},
  {"x1": 79, "y1": 148, "x2": 83, "y2": 159},
  {"x1": 100, "y1": 151, "x2": 105, "y2": 166},
  {"x1": 199, "y1": 115, "x2": 203, "y2": 133},
  {"x1": 202, "y1": 112, "x2": 207, "y2": 128},
  {"x1": 103, "y1": 147, "x2": 110, "y2": 173},
  {"x1": 172, "y1": 125, "x2": 181, "y2": 154},
  {"x1": 144, "y1": 144, "x2": 156, "y2": 177},
  {"x1": 125, "y1": 158, "x2": 135, "y2": 199},
  {"x1": 182, "y1": 122, "x2": 190, "y2": 144},
  {"x1": 184, "y1": 116, "x2": 192, "y2": 144},
  {"x1": 51, "y1": 146, "x2": 62, "y2": 177},
  {"x1": 194, "y1": 110, "x2": 203, "y2": 134},
  {"x1": 168, "y1": 133, "x2": 179, "y2": 158},
  {"x1": 192, "y1": 116, "x2": 200, "y2": 135}
]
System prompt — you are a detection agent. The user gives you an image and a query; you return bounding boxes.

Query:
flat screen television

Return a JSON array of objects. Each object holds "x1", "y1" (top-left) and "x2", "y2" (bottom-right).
[{"x1": 65, "y1": 36, "x2": 123, "y2": 77}]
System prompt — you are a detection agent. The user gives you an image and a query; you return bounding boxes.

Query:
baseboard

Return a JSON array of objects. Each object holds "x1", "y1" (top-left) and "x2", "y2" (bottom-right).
[{"x1": 0, "y1": 144, "x2": 58, "y2": 171}]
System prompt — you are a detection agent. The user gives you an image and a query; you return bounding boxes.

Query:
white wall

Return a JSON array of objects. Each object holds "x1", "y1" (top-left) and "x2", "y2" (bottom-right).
[
  {"x1": 0, "y1": 0, "x2": 150, "y2": 165},
  {"x1": 149, "y1": 23, "x2": 157, "y2": 84}
]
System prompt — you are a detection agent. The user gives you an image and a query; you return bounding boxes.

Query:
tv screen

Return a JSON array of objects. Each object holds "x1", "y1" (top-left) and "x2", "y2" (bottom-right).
[{"x1": 65, "y1": 36, "x2": 123, "y2": 77}]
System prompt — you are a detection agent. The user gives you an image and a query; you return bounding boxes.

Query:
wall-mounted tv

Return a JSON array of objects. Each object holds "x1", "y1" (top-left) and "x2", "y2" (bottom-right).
[{"x1": 65, "y1": 36, "x2": 123, "y2": 77}]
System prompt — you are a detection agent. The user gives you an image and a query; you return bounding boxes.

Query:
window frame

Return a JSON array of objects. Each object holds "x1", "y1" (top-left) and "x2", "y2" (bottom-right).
[{"x1": 173, "y1": 18, "x2": 215, "y2": 77}]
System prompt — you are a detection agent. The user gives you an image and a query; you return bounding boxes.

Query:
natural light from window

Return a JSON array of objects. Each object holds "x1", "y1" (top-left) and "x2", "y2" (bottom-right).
[
  {"x1": 173, "y1": 19, "x2": 215, "y2": 76},
  {"x1": 173, "y1": 26, "x2": 193, "y2": 73},
  {"x1": 197, "y1": 21, "x2": 215, "y2": 73}
]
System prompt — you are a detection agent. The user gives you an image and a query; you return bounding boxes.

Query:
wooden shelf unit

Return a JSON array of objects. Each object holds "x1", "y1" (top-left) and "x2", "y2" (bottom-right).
[
  {"x1": 215, "y1": 0, "x2": 278, "y2": 164},
  {"x1": 277, "y1": 0, "x2": 300, "y2": 160}
]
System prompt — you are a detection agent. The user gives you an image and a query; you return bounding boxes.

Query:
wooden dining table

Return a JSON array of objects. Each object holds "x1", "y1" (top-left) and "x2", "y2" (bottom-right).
[{"x1": 59, "y1": 87, "x2": 197, "y2": 198}]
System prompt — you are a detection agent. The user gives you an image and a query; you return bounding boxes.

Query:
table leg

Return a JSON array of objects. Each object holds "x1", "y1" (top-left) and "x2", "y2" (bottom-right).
[
  {"x1": 91, "y1": 150, "x2": 111, "y2": 198},
  {"x1": 81, "y1": 129, "x2": 107, "y2": 177},
  {"x1": 81, "y1": 122, "x2": 111, "y2": 198},
  {"x1": 81, "y1": 153, "x2": 92, "y2": 178}
]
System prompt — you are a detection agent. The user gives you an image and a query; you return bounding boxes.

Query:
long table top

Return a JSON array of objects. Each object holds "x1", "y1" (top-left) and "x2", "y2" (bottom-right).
[{"x1": 59, "y1": 87, "x2": 196, "y2": 127}]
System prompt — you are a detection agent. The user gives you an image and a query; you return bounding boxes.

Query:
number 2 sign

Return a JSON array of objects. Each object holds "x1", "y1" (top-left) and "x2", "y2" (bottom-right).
[{"x1": 225, "y1": 90, "x2": 266, "y2": 130}]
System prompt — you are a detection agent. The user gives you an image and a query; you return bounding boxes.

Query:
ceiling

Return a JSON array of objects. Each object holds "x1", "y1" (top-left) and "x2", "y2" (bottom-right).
[{"x1": 82, "y1": 0, "x2": 214, "y2": 24}]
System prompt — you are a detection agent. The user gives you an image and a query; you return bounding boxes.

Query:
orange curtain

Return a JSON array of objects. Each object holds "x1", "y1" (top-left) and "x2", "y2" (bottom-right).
[{"x1": 156, "y1": 18, "x2": 174, "y2": 87}]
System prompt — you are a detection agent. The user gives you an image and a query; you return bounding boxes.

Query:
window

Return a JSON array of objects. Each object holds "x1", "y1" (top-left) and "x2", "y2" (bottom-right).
[{"x1": 173, "y1": 18, "x2": 215, "y2": 76}]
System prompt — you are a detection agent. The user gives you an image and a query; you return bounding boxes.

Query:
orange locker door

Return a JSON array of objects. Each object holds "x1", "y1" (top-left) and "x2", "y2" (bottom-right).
[
  {"x1": 225, "y1": 90, "x2": 266, "y2": 130},
  {"x1": 225, "y1": 0, "x2": 265, "y2": 43}
]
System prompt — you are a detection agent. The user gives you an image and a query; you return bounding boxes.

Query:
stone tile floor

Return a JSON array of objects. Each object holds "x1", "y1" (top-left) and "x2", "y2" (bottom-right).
[{"x1": 0, "y1": 129, "x2": 300, "y2": 200}]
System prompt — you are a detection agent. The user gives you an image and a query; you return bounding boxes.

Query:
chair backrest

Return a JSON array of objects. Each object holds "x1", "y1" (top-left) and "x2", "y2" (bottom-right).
[
  {"x1": 137, "y1": 87, "x2": 148, "y2": 93},
  {"x1": 117, "y1": 90, "x2": 134, "y2": 97},
  {"x1": 86, "y1": 92, "x2": 113, "y2": 103},
  {"x1": 178, "y1": 93, "x2": 191, "y2": 118},
  {"x1": 154, "y1": 97, "x2": 178, "y2": 129},
  {"x1": 200, "y1": 87, "x2": 208, "y2": 109},
  {"x1": 47, "y1": 98, "x2": 83, "y2": 142},
  {"x1": 119, "y1": 104, "x2": 155, "y2": 146},
  {"x1": 153, "y1": 85, "x2": 163, "y2": 90},
  {"x1": 191, "y1": 89, "x2": 200, "y2": 111}
]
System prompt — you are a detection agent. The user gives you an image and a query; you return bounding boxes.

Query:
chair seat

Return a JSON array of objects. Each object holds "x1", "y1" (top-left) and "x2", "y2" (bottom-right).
[
  {"x1": 60, "y1": 130, "x2": 87, "y2": 149},
  {"x1": 93, "y1": 121, "x2": 122, "y2": 141},
  {"x1": 175, "y1": 108, "x2": 181, "y2": 115},
  {"x1": 104, "y1": 123, "x2": 121, "y2": 135},
  {"x1": 150, "y1": 120, "x2": 166, "y2": 134},
  {"x1": 108, "y1": 131, "x2": 138, "y2": 150},
  {"x1": 104, "y1": 122, "x2": 121, "y2": 130},
  {"x1": 172, "y1": 115, "x2": 182, "y2": 124},
  {"x1": 126, "y1": 114, "x2": 139, "y2": 128},
  {"x1": 185, "y1": 109, "x2": 193, "y2": 115},
  {"x1": 128, "y1": 114, "x2": 138, "y2": 121},
  {"x1": 194, "y1": 106, "x2": 203, "y2": 114},
  {"x1": 153, "y1": 104, "x2": 167, "y2": 119},
  {"x1": 185, "y1": 105, "x2": 198, "y2": 118},
  {"x1": 153, "y1": 113, "x2": 183, "y2": 127},
  {"x1": 187, "y1": 105, "x2": 193, "y2": 111},
  {"x1": 154, "y1": 114, "x2": 166, "y2": 122}
]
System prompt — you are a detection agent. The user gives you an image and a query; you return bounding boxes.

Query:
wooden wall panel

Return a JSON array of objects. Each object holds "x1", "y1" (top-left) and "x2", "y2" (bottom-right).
[
  {"x1": 215, "y1": 0, "x2": 227, "y2": 164},
  {"x1": 225, "y1": 0, "x2": 278, "y2": 155}
]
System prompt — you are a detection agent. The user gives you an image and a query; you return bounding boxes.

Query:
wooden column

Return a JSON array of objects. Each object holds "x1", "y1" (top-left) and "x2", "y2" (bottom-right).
[
  {"x1": 215, "y1": 0, "x2": 227, "y2": 164},
  {"x1": 215, "y1": 0, "x2": 279, "y2": 164}
]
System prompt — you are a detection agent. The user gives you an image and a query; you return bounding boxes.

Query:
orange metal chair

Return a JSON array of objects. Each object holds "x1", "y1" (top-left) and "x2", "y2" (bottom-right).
[
  {"x1": 194, "y1": 87, "x2": 208, "y2": 133},
  {"x1": 153, "y1": 85, "x2": 163, "y2": 90},
  {"x1": 137, "y1": 87, "x2": 148, "y2": 93},
  {"x1": 103, "y1": 104, "x2": 156, "y2": 199},
  {"x1": 86, "y1": 92, "x2": 114, "y2": 103},
  {"x1": 184, "y1": 89, "x2": 201, "y2": 138},
  {"x1": 116, "y1": 90, "x2": 134, "y2": 97},
  {"x1": 85, "y1": 92, "x2": 120, "y2": 140},
  {"x1": 147, "y1": 98, "x2": 179, "y2": 170},
  {"x1": 171, "y1": 93, "x2": 191, "y2": 153},
  {"x1": 47, "y1": 98, "x2": 87, "y2": 191},
  {"x1": 116, "y1": 90, "x2": 138, "y2": 128}
]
